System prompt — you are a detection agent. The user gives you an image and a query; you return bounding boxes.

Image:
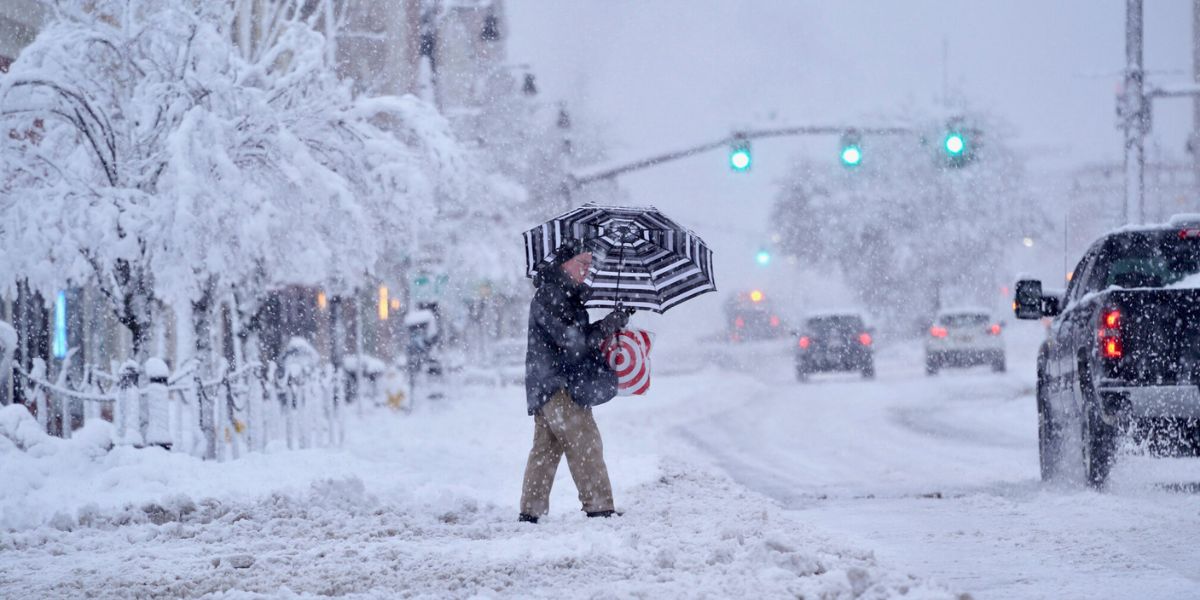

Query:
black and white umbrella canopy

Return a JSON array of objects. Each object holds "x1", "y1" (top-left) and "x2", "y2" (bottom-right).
[{"x1": 523, "y1": 204, "x2": 717, "y2": 313}]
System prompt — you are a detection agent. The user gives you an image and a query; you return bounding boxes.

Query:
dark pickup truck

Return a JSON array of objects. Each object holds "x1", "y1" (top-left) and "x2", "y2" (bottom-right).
[{"x1": 1015, "y1": 222, "x2": 1200, "y2": 487}]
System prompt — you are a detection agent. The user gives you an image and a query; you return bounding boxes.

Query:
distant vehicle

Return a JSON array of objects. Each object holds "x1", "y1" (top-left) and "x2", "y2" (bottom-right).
[
  {"x1": 794, "y1": 312, "x2": 875, "y2": 381},
  {"x1": 1015, "y1": 217, "x2": 1200, "y2": 488},
  {"x1": 724, "y1": 290, "x2": 787, "y2": 342},
  {"x1": 924, "y1": 309, "x2": 1006, "y2": 375}
]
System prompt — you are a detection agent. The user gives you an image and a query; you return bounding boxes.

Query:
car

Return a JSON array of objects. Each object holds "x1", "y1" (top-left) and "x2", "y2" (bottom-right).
[
  {"x1": 924, "y1": 309, "x2": 1006, "y2": 375},
  {"x1": 794, "y1": 312, "x2": 875, "y2": 381},
  {"x1": 1015, "y1": 216, "x2": 1200, "y2": 488},
  {"x1": 724, "y1": 289, "x2": 787, "y2": 342}
]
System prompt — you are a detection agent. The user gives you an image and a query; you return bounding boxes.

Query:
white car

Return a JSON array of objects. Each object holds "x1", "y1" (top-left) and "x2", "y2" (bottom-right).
[{"x1": 924, "y1": 309, "x2": 1005, "y2": 374}]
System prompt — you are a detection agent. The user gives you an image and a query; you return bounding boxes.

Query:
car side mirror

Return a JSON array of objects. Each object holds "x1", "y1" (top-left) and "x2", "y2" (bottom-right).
[
  {"x1": 1042, "y1": 293, "x2": 1062, "y2": 317},
  {"x1": 1014, "y1": 279, "x2": 1045, "y2": 320}
]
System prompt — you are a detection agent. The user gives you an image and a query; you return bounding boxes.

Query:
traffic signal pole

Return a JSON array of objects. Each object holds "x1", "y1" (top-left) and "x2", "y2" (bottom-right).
[{"x1": 572, "y1": 125, "x2": 916, "y2": 188}]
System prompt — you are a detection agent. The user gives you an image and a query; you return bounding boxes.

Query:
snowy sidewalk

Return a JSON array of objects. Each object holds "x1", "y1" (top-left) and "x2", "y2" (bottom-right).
[{"x1": 1, "y1": 368, "x2": 959, "y2": 599}]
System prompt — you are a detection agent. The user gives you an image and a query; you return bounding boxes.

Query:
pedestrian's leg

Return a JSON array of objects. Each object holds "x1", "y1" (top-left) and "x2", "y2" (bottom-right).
[
  {"x1": 520, "y1": 411, "x2": 564, "y2": 517},
  {"x1": 544, "y1": 391, "x2": 614, "y2": 514}
]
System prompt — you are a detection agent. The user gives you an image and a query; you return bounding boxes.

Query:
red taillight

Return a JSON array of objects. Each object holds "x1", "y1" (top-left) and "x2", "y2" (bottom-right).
[
  {"x1": 930, "y1": 326, "x2": 948, "y2": 338},
  {"x1": 770, "y1": 315, "x2": 781, "y2": 327},
  {"x1": 1099, "y1": 308, "x2": 1122, "y2": 359},
  {"x1": 734, "y1": 317, "x2": 745, "y2": 329},
  {"x1": 1103, "y1": 310, "x2": 1119, "y2": 329},
  {"x1": 798, "y1": 336, "x2": 811, "y2": 349},
  {"x1": 858, "y1": 332, "x2": 872, "y2": 346},
  {"x1": 1180, "y1": 229, "x2": 1200, "y2": 239},
  {"x1": 989, "y1": 323, "x2": 1002, "y2": 335}
]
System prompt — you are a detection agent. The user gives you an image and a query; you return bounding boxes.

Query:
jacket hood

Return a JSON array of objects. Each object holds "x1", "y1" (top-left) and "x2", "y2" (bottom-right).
[{"x1": 533, "y1": 262, "x2": 589, "y2": 300}]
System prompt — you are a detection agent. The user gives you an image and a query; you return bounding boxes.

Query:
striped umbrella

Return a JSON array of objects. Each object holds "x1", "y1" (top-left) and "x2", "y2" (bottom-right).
[{"x1": 523, "y1": 204, "x2": 717, "y2": 313}]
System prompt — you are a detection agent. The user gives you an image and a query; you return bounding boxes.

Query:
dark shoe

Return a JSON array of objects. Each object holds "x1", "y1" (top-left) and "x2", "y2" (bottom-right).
[
  {"x1": 586, "y1": 510, "x2": 621, "y2": 518},
  {"x1": 518, "y1": 513, "x2": 539, "y2": 524}
]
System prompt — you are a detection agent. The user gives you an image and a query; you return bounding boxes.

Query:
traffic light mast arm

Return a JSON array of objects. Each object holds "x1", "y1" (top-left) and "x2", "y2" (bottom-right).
[
  {"x1": 572, "y1": 138, "x2": 733, "y2": 187},
  {"x1": 572, "y1": 125, "x2": 917, "y2": 188}
]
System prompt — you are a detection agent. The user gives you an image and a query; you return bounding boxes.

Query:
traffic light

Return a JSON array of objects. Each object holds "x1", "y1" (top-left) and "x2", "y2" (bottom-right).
[
  {"x1": 944, "y1": 131, "x2": 966, "y2": 157},
  {"x1": 839, "y1": 131, "x2": 862, "y2": 168},
  {"x1": 729, "y1": 136, "x2": 751, "y2": 172},
  {"x1": 755, "y1": 249, "x2": 771, "y2": 266},
  {"x1": 940, "y1": 123, "x2": 975, "y2": 167}
]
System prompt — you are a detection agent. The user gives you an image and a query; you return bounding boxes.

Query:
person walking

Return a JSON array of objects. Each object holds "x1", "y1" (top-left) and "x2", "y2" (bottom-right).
[{"x1": 520, "y1": 240, "x2": 629, "y2": 523}]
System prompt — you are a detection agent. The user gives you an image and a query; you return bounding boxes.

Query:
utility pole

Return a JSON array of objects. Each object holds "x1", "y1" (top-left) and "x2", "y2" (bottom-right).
[
  {"x1": 1193, "y1": 0, "x2": 1200, "y2": 195},
  {"x1": 1123, "y1": 0, "x2": 1147, "y2": 224}
]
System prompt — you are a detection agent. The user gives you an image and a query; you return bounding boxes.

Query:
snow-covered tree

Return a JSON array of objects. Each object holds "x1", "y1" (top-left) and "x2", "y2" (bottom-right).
[
  {"x1": 1, "y1": 0, "x2": 510, "y2": 363},
  {"x1": 769, "y1": 109, "x2": 1049, "y2": 328}
]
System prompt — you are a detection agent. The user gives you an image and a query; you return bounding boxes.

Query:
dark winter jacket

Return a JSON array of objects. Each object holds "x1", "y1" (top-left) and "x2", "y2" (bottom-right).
[{"x1": 525, "y1": 266, "x2": 620, "y2": 415}]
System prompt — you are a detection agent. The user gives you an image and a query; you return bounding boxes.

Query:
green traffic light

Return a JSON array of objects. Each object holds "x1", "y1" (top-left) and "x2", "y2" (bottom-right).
[
  {"x1": 944, "y1": 132, "x2": 966, "y2": 156},
  {"x1": 730, "y1": 147, "x2": 751, "y2": 172},
  {"x1": 840, "y1": 145, "x2": 862, "y2": 167},
  {"x1": 755, "y1": 250, "x2": 771, "y2": 265}
]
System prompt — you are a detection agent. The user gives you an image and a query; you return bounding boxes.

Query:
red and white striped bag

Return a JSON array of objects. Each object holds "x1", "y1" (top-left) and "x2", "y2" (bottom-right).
[{"x1": 600, "y1": 328, "x2": 654, "y2": 396}]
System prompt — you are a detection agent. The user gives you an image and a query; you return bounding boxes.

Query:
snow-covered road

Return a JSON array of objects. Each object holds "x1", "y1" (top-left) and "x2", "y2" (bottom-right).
[
  {"x1": 3, "y1": 325, "x2": 1199, "y2": 598},
  {"x1": 680, "y1": 327, "x2": 1200, "y2": 599}
]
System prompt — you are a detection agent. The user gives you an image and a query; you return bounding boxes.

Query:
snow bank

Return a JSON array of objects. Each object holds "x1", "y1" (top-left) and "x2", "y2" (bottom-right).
[
  {"x1": 0, "y1": 458, "x2": 954, "y2": 599},
  {"x1": 0, "y1": 366, "x2": 959, "y2": 598}
]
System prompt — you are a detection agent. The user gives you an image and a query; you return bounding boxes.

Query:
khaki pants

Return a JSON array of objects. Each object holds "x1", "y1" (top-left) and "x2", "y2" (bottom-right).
[{"x1": 520, "y1": 389, "x2": 614, "y2": 516}]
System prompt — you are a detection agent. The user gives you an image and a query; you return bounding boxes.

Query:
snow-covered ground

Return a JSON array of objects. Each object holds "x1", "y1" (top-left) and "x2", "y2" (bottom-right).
[
  {"x1": 3, "y1": 324, "x2": 1198, "y2": 598},
  {"x1": 1, "y1": 348, "x2": 953, "y2": 598}
]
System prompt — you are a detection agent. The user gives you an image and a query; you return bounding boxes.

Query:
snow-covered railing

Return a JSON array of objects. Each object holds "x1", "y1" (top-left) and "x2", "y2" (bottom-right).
[{"x1": 12, "y1": 356, "x2": 352, "y2": 461}]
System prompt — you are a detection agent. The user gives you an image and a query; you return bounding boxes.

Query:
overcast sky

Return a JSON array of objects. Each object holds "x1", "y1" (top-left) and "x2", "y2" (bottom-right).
[{"x1": 506, "y1": 1, "x2": 1196, "y2": 323}]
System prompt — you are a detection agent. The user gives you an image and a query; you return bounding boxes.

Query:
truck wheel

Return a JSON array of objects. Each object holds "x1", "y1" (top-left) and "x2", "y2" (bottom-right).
[
  {"x1": 992, "y1": 354, "x2": 1006, "y2": 373},
  {"x1": 1079, "y1": 362, "x2": 1117, "y2": 489},
  {"x1": 795, "y1": 365, "x2": 809, "y2": 383},
  {"x1": 1036, "y1": 370, "x2": 1061, "y2": 481},
  {"x1": 861, "y1": 359, "x2": 876, "y2": 380},
  {"x1": 1083, "y1": 408, "x2": 1117, "y2": 489},
  {"x1": 925, "y1": 355, "x2": 939, "y2": 376}
]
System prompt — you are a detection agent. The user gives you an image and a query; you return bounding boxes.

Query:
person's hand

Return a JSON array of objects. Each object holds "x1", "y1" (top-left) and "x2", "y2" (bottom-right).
[
  {"x1": 609, "y1": 309, "x2": 630, "y2": 329},
  {"x1": 598, "y1": 309, "x2": 630, "y2": 336}
]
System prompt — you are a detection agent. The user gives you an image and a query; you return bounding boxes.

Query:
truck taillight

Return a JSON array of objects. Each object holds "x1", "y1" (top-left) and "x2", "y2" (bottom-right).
[
  {"x1": 988, "y1": 323, "x2": 1002, "y2": 335},
  {"x1": 858, "y1": 332, "x2": 872, "y2": 346},
  {"x1": 1099, "y1": 308, "x2": 1122, "y2": 359},
  {"x1": 798, "y1": 336, "x2": 811, "y2": 349},
  {"x1": 930, "y1": 326, "x2": 948, "y2": 338}
]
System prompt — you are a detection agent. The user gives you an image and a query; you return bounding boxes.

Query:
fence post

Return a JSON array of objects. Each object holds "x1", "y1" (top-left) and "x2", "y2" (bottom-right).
[
  {"x1": 117, "y1": 361, "x2": 141, "y2": 446},
  {"x1": 143, "y1": 358, "x2": 171, "y2": 450},
  {"x1": 224, "y1": 376, "x2": 241, "y2": 460},
  {"x1": 197, "y1": 375, "x2": 216, "y2": 460},
  {"x1": 29, "y1": 359, "x2": 48, "y2": 432}
]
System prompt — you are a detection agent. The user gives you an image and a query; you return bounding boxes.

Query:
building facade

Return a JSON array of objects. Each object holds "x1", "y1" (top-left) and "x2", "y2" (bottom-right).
[{"x1": 0, "y1": 0, "x2": 45, "y2": 71}]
